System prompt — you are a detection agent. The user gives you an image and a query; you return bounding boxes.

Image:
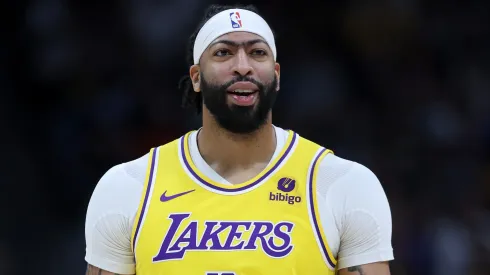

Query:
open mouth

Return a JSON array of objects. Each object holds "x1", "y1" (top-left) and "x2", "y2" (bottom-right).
[{"x1": 227, "y1": 89, "x2": 258, "y2": 105}]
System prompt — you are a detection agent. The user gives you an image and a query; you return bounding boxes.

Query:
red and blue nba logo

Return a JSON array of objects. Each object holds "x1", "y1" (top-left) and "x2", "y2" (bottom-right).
[{"x1": 229, "y1": 11, "x2": 242, "y2": 28}]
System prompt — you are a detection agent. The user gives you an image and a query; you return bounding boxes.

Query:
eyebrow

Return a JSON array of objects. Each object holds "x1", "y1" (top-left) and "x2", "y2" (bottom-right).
[{"x1": 209, "y1": 39, "x2": 268, "y2": 48}]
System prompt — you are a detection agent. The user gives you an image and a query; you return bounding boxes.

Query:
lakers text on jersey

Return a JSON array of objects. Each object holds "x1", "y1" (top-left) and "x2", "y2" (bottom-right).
[{"x1": 130, "y1": 131, "x2": 337, "y2": 275}]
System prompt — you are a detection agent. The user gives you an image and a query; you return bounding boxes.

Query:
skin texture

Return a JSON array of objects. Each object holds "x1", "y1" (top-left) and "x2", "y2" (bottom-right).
[
  {"x1": 189, "y1": 31, "x2": 281, "y2": 184},
  {"x1": 86, "y1": 264, "x2": 125, "y2": 275},
  {"x1": 338, "y1": 262, "x2": 391, "y2": 275}
]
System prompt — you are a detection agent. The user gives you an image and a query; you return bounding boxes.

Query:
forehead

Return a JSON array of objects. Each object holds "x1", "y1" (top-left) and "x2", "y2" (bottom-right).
[{"x1": 211, "y1": 32, "x2": 271, "y2": 48}]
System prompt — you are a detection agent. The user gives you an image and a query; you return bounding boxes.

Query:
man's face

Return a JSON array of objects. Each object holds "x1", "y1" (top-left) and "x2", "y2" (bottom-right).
[{"x1": 192, "y1": 32, "x2": 280, "y2": 134}]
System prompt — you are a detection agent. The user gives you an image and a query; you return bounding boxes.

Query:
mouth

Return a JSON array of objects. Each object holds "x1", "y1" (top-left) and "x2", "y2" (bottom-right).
[{"x1": 227, "y1": 89, "x2": 259, "y2": 106}]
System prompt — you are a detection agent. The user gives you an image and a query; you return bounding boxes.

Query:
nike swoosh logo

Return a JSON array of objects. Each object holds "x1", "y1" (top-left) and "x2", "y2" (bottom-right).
[{"x1": 160, "y1": 189, "x2": 195, "y2": 202}]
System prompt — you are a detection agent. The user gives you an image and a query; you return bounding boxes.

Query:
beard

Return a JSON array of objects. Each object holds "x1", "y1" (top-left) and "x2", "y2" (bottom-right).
[{"x1": 200, "y1": 73, "x2": 278, "y2": 134}]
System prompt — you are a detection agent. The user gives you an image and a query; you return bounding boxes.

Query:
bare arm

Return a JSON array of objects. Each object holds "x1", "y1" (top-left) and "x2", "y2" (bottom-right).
[
  {"x1": 86, "y1": 264, "x2": 134, "y2": 275},
  {"x1": 338, "y1": 262, "x2": 390, "y2": 275}
]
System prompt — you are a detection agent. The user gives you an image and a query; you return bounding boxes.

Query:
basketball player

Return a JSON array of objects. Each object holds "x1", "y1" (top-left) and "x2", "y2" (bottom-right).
[{"x1": 85, "y1": 4, "x2": 394, "y2": 275}]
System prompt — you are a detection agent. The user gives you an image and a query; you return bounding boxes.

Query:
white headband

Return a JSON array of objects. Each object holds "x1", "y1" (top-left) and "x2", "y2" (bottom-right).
[{"x1": 193, "y1": 9, "x2": 277, "y2": 64}]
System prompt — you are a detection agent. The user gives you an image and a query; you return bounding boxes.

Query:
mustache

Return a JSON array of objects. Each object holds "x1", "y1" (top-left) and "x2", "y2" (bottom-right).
[{"x1": 223, "y1": 76, "x2": 264, "y2": 90}]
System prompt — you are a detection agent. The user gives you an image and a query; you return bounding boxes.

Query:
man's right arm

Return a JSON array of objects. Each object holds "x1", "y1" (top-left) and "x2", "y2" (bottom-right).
[
  {"x1": 85, "y1": 156, "x2": 147, "y2": 275},
  {"x1": 86, "y1": 264, "x2": 126, "y2": 275}
]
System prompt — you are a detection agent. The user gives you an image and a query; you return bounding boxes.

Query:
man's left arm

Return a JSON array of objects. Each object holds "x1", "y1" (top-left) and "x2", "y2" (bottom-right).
[
  {"x1": 338, "y1": 262, "x2": 390, "y2": 275},
  {"x1": 320, "y1": 157, "x2": 394, "y2": 275}
]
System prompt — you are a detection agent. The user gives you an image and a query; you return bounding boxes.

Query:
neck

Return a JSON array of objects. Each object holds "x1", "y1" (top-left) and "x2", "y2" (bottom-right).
[{"x1": 197, "y1": 111, "x2": 276, "y2": 173}]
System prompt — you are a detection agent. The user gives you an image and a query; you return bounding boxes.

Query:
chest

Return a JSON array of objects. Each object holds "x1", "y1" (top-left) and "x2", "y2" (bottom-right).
[
  {"x1": 130, "y1": 134, "x2": 337, "y2": 274},
  {"x1": 211, "y1": 162, "x2": 269, "y2": 184},
  {"x1": 134, "y1": 177, "x2": 333, "y2": 275}
]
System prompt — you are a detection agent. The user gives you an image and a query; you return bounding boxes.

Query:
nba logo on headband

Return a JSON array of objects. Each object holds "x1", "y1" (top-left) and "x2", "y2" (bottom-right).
[
  {"x1": 229, "y1": 11, "x2": 242, "y2": 28},
  {"x1": 193, "y1": 9, "x2": 276, "y2": 64}
]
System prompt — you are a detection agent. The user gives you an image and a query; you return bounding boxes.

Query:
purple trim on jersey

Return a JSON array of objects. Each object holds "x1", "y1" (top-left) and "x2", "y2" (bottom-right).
[
  {"x1": 180, "y1": 132, "x2": 297, "y2": 193},
  {"x1": 308, "y1": 148, "x2": 336, "y2": 268},
  {"x1": 132, "y1": 147, "x2": 158, "y2": 250}
]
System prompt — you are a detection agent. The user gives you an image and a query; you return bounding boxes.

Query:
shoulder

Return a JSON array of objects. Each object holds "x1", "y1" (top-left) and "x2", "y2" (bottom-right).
[
  {"x1": 91, "y1": 132, "x2": 190, "y2": 204},
  {"x1": 84, "y1": 152, "x2": 150, "y2": 273},
  {"x1": 316, "y1": 153, "x2": 385, "y2": 202},
  {"x1": 316, "y1": 154, "x2": 394, "y2": 268},
  {"x1": 90, "y1": 153, "x2": 148, "y2": 203},
  {"x1": 101, "y1": 153, "x2": 149, "y2": 187},
  {"x1": 86, "y1": 152, "x2": 149, "y2": 225}
]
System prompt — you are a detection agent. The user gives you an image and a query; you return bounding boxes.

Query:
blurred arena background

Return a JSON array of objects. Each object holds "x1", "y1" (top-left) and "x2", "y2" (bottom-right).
[{"x1": 2, "y1": 0, "x2": 490, "y2": 274}]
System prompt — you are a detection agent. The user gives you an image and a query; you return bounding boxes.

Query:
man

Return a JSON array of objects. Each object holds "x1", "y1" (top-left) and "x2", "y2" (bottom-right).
[{"x1": 85, "y1": 4, "x2": 394, "y2": 275}]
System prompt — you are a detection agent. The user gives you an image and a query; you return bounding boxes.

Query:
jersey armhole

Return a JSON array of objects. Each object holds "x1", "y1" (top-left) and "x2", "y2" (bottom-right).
[
  {"x1": 130, "y1": 147, "x2": 158, "y2": 253},
  {"x1": 306, "y1": 147, "x2": 338, "y2": 270}
]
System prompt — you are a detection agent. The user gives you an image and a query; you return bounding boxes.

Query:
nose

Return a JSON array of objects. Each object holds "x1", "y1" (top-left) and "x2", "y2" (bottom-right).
[{"x1": 232, "y1": 49, "x2": 253, "y2": 76}]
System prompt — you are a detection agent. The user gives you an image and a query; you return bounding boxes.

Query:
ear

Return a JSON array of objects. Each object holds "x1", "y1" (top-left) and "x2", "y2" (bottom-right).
[
  {"x1": 189, "y1": 64, "x2": 201, "y2": 92},
  {"x1": 274, "y1": 62, "x2": 281, "y2": 91}
]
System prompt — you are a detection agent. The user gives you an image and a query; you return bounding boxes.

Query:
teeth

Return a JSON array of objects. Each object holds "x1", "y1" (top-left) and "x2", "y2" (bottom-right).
[{"x1": 234, "y1": 89, "x2": 254, "y2": 94}]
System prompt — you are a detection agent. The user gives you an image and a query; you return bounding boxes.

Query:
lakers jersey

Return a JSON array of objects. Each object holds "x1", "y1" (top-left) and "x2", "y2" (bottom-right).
[{"x1": 130, "y1": 131, "x2": 337, "y2": 275}]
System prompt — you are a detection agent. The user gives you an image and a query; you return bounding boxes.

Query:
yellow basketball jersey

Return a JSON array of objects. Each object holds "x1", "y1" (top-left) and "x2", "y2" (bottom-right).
[{"x1": 131, "y1": 130, "x2": 337, "y2": 275}]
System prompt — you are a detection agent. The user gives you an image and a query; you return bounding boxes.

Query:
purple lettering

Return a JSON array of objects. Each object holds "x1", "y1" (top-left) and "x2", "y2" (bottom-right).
[
  {"x1": 153, "y1": 213, "x2": 192, "y2": 261},
  {"x1": 222, "y1": 222, "x2": 252, "y2": 249},
  {"x1": 152, "y1": 214, "x2": 295, "y2": 262},
  {"x1": 243, "y1": 222, "x2": 274, "y2": 250},
  {"x1": 197, "y1": 221, "x2": 227, "y2": 250},
  {"x1": 265, "y1": 222, "x2": 294, "y2": 257},
  {"x1": 168, "y1": 221, "x2": 198, "y2": 251}
]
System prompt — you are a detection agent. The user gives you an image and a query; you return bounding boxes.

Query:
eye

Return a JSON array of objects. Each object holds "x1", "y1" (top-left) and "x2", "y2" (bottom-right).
[
  {"x1": 251, "y1": 49, "x2": 267, "y2": 56},
  {"x1": 214, "y1": 49, "x2": 232, "y2": 57}
]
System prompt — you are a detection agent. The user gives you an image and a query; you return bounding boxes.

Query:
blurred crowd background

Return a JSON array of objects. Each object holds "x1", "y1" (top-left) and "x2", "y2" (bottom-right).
[{"x1": 2, "y1": 0, "x2": 490, "y2": 274}]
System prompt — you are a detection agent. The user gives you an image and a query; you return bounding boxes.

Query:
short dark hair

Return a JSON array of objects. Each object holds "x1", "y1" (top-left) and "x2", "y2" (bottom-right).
[{"x1": 179, "y1": 4, "x2": 263, "y2": 114}]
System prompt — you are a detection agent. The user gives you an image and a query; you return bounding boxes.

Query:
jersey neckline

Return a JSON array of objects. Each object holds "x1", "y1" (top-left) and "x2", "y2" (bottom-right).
[{"x1": 178, "y1": 130, "x2": 298, "y2": 194}]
